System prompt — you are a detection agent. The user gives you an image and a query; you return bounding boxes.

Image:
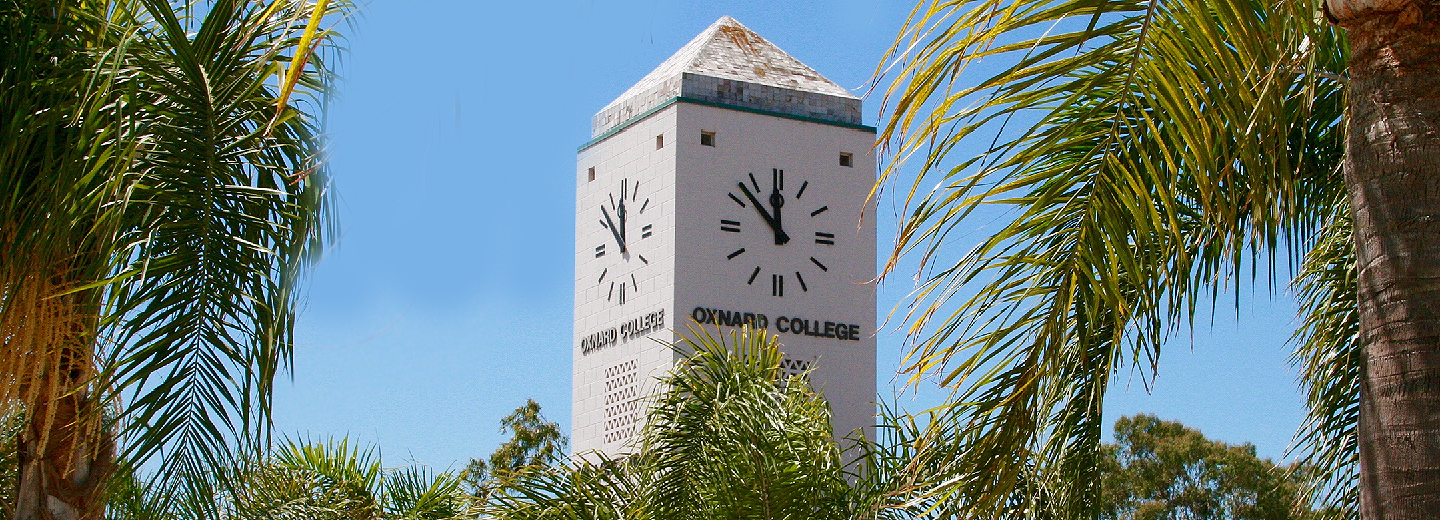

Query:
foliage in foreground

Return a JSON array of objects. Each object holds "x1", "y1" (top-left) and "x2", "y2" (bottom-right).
[
  {"x1": 874, "y1": 0, "x2": 1353, "y2": 515},
  {"x1": 2, "y1": 0, "x2": 353, "y2": 501},
  {"x1": 484, "y1": 327, "x2": 885, "y2": 520},
  {"x1": 106, "y1": 439, "x2": 474, "y2": 520}
]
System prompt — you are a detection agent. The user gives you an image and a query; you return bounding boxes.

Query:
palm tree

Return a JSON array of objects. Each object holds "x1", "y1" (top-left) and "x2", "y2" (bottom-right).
[
  {"x1": 106, "y1": 438, "x2": 475, "y2": 520},
  {"x1": 1, "y1": 1, "x2": 349, "y2": 517},
  {"x1": 486, "y1": 327, "x2": 889, "y2": 520},
  {"x1": 872, "y1": 0, "x2": 1434, "y2": 517}
]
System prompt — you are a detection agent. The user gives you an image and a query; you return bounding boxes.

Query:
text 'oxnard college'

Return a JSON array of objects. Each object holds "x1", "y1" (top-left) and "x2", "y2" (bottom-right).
[
  {"x1": 689, "y1": 306, "x2": 863, "y2": 341},
  {"x1": 579, "y1": 308, "x2": 665, "y2": 355}
]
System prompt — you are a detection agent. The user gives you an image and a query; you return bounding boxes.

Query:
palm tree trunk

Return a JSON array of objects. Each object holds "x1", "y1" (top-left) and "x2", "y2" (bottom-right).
[
  {"x1": 1333, "y1": 1, "x2": 1440, "y2": 517},
  {"x1": 8, "y1": 285, "x2": 113, "y2": 520},
  {"x1": 14, "y1": 391, "x2": 112, "y2": 520}
]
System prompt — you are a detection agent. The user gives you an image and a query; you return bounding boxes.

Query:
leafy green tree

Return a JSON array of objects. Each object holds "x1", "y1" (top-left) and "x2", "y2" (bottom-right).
[
  {"x1": 2, "y1": 0, "x2": 349, "y2": 517},
  {"x1": 463, "y1": 399, "x2": 568, "y2": 499},
  {"x1": 485, "y1": 327, "x2": 881, "y2": 520},
  {"x1": 1099, "y1": 415, "x2": 1310, "y2": 520},
  {"x1": 872, "y1": 0, "x2": 1436, "y2": 516}
]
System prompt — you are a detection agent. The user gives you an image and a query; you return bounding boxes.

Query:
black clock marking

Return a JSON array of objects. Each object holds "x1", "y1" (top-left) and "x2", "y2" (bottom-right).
[
  {"x1": 595, "y1": 177, "x2": 653, "y2": 307},
  {"x1": 727, "y1": 248, "x2": 746, "y2": 260},
  {"x1": 815, "y1": 232, "x2": 835, "y2": 245},
  {"x1": 795, "y1": 271, "x2": 808, "y2": 292},
  {"x1": 810, "y1": 257, "x2": 828, "y2": 272},
  {"x1": 796, "y1": 181, "x2": 809, "y2": 199},
  {"x1": 748, "y1": 266, "x2": 761, "y2": 284},
  {"x1": 720, "y1": 220, "x2": 741, "y2": 233},
  {"x1": 728, "y1": 193, "x2": 746, "y2": 208},
  {"x1": 771, "y1": 274, "x2": 784, "y2": 297},
  {"x1": 810, "y1": 206, "x2": 828, "y2": 217},
  {"x1": 737, "y1": 170, "x2": 791, "y2": 245}
]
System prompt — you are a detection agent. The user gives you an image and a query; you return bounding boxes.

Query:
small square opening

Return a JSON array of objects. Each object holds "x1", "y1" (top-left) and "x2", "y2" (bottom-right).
[
  {"x1": 839, "y1": 152, "x2": 853, "y2": 167},
  {"x1": 656, "y1": 134, "x2": 664, "y2": 149},
  {"x1": 700, "y1": 131, "x2": 716, "y2": 147},
  {"x1": 587, "y1": 167, "x2": 596, "y2": 182}
]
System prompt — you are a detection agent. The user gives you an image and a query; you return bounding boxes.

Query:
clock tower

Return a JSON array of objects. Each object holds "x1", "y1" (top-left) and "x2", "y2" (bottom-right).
[{"x1": 573, "y1": 16, "x2": 876, "y2": 455}]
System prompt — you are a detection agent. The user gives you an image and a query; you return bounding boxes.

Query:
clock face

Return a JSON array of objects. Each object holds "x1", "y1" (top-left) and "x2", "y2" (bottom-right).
[
  {"x1": 719, "y1": 168, "x2": 833, "y2": 298},
  {"x1": 593, "y1": 177, "x2": 654, "y2": 306}
]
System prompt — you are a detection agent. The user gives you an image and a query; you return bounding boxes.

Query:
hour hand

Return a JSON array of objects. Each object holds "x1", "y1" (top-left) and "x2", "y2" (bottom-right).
[
  {"x1": 738, "y1": 182, "x2": 790, "y2": 245},
  {"x1": 601, "y1": 205, "x2": 627, "y2": 252}
]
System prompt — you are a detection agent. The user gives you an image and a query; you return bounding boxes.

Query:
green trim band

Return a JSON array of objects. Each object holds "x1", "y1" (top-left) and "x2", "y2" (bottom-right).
[{"x1": 578, "y1": 96, "x2": 876, "y2": 152}]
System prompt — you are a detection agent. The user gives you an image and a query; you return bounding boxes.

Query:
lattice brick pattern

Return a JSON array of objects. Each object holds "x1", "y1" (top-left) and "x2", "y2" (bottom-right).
[
  {"x1": 780, "y1": 357, "x2": 811, "y2": 380},
  {"x1": 603, "y1": 360, "x2": 640, "y2": 444}
]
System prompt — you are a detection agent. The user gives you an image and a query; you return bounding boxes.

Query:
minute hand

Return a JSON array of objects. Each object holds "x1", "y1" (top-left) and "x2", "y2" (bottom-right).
[{"x1": 738, "y1": 183, "x2": 790, "y2": 245}]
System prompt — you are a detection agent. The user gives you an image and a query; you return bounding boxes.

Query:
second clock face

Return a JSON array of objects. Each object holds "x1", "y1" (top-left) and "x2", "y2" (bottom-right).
[
  {"x1": 593, "y1": 177, "x2": 655, "y2": 306},
  {"x1": 718, "y1": 168, "x2": 834, "y2": 298}
]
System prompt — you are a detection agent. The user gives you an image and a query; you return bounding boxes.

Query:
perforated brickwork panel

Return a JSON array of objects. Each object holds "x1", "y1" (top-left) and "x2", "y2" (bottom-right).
[{"x1": 603, "y1": 360, "x2": 641, "y2": 444}]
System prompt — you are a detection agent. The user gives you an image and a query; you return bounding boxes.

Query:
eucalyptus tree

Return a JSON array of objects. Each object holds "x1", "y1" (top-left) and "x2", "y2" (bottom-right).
[
  {"x1": 874, "y1": 0, "x2": 1435, "y2": 517},
  {"x1": 1, "y1": 0, "x2": 349, "y2": 518}
]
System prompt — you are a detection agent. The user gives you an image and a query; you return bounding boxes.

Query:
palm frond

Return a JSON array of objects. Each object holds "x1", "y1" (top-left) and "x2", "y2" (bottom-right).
[{"x1": 874, "y1": 0, "x2": 1347, "y2": 515}]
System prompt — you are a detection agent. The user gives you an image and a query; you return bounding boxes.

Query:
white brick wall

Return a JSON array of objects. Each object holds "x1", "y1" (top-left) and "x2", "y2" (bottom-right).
[{"x1": 573, "y1": 98, "x2": 876, "y2": 456}]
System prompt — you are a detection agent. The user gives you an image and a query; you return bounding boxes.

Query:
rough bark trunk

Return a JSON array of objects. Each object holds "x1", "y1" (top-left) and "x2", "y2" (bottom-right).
[
  {"x1": 9, "y1": 286, "x2": 112, "y2": 520},
  {"x1": 13, "y1": 391, "x2": 112, "y2": 520},
  {"x1": 1335, "y1": 1, "x2": 1440, "y2": 518}
]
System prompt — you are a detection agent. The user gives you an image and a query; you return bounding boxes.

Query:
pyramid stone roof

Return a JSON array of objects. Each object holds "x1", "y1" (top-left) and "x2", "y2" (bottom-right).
[{"x1": 591, "y1": 16, "x2": 863, "y2": 137}]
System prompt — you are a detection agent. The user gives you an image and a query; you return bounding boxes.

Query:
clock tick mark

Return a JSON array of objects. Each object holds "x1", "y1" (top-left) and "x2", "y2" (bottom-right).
[
  {"x1": 609, "y1": 193, "x2": 617, "y2": 210},
  {"x1": 598, "y1": 268, "x2": 608, "y2": 283},
  {"x1": 810, "y1": 257, "x2": 828, "y2": 272},
  {"x1": 728, "y1": 193, "x2": 747, "y2": 208},
  {"x1": 810, "y1": 206, "x2": 828, "y2": 217},
  {"x1": 772, "y1": 274, "x2": 784, "y2": 297},
  {"x1": 748, "y1": 173, "x2": 761, "y2": 192},
  {"x1": 632, "y1": 180, "x2": 640, "y2": 201},
  {"x1": 773, "y1": 168, "x2": 783, "y2": 191},
  {"x1": 796, "y1": 181, "x2": 809, "y2": 199},
  {"x1": 795, "y1": 271, "x2": 808, "y2": 292},
  {"x1": 748, "y1": 266, "x2": 761, "y2": 284},
  {"x1": 727, "y1": 248, "x2": 746, "y2": 260},
  {"x1": 815, "y1": 232, "x2": 835, "y2": 245},
  {"x1": 641, "y1": 224, "x2": 653, "y2": 238},
  {"x1": 595, "y1": 244, "x2": 606, "y2": 258},
  {"x1": 621, "y1": 178, "x2": 627, "y2": 200},
  {"x1": 631, "y1": 274, "x2": 638, "y2": 291},
  {"x1": 638, "y1": 254, "x2": 648, "y2": 264},
  {"x1": 608, "y1": 282, "x2": 615, "y2": 301},
  {"x1": 639, "y1": 198, "x2": 649, "y2": 214},
  {"x1": 720, "y1": 220, "x2": 741, "y2": 232}
]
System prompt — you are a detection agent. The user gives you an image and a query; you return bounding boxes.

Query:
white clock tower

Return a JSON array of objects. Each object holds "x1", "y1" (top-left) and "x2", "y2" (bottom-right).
[{"x1": 573, "y1": 16, "x2": 876, "y2": 456}]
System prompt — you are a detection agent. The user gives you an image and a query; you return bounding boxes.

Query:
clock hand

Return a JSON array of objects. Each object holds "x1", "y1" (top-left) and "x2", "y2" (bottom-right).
[
  {"x1": 738, "y1": 182, "x2": 790, "y2": 245},
  {"x1": 601, "y1": 205, "x2": 627, "y2": 253},
  {"x1": 617, "y1": 197, "x2": 628, "y2": 244},
  {"x1": 768, "y1": 186, "x2": 784, "y2": 237}
]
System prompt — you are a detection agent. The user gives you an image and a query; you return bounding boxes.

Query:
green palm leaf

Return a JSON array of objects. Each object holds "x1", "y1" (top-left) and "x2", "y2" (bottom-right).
[{"x1": 875, "y1": 0, "x2": 1350, "y2": 516}]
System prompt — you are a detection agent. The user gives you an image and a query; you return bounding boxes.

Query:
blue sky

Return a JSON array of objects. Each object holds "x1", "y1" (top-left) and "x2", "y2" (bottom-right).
[{"x1": 274, "y1": 0, "x2": 1307, "y2": 471}]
